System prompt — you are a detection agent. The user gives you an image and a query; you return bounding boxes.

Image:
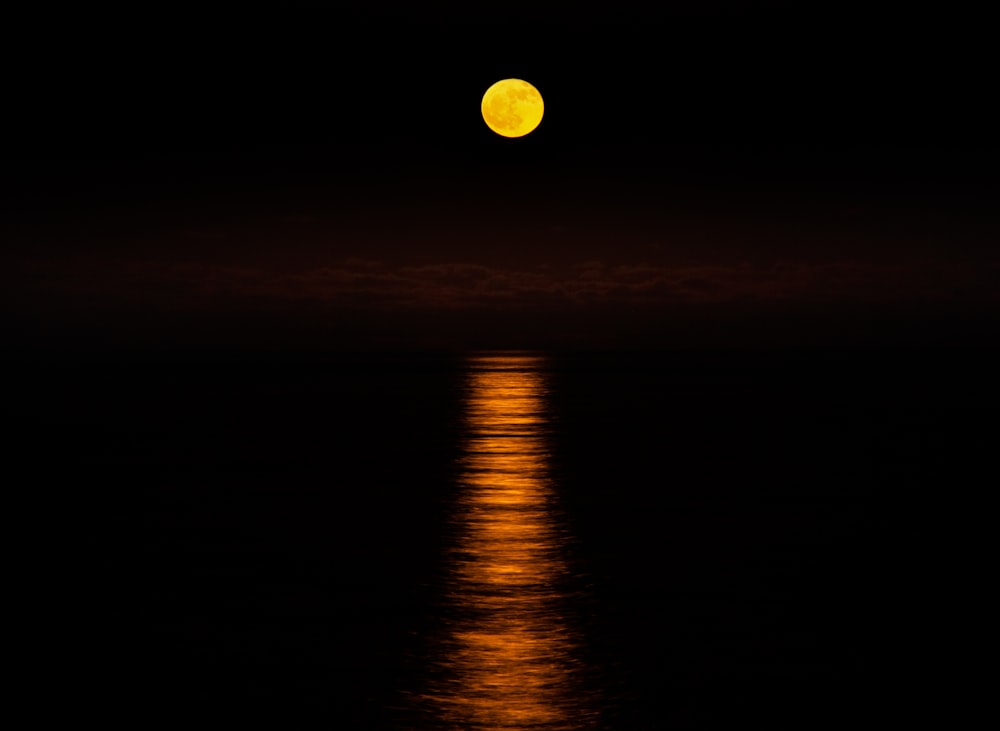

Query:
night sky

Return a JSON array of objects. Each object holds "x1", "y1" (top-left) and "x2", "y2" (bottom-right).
[{"x1": 5, "y1": 7, "x2": 997, "y2": 355}]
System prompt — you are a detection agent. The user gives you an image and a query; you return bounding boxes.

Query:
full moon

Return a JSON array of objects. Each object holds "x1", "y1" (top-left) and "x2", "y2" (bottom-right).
[{"x1": 481, "y1": 79, "x2": 544, "y2": 138}]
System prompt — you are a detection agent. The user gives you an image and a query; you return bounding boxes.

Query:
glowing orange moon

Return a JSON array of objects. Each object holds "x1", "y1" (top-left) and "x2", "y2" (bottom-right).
[{"x1": 481, "y1": 79, "x2": 544, "y2": 138}]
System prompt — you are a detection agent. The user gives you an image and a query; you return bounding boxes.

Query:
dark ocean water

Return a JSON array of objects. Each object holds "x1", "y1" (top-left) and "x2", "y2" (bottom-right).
[{"x1": 17, "y1": 347, "x2": 996, "y2": 727}]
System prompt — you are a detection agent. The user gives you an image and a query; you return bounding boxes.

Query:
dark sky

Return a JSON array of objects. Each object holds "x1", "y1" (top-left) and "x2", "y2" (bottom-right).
[{"x1": 3, "y1": 7, "x2": 997, "y2": 353}]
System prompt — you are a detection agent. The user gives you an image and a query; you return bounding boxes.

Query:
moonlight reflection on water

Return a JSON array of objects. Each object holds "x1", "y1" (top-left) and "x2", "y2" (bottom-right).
[{"x1": 417, "y1": 352, "x2": 599, "y2": 730}]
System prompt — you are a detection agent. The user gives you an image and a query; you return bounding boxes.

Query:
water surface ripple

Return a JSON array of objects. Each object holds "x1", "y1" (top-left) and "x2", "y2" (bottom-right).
[{"x1": 418, "y1": 352, "x2": 599, "y2": 730}]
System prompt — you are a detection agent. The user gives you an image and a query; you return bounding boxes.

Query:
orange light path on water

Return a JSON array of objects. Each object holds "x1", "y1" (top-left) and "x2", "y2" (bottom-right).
[{"x1": 422, "y1": 353, "x2": 595, "y2": 731}]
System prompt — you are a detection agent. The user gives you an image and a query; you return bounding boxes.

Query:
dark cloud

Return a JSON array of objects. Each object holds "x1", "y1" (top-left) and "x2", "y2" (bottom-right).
[
  {"x1": 12, "y1": 253, "x2": 997, "y2": 316},
  {"x1": 6, "y1": 250, "x2": 997, "y2": 353}
]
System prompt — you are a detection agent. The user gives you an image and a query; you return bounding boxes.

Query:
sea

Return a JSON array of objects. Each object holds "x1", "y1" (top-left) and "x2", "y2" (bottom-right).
[{"x1": 17, "y1": 346, "x2": 994, "y2": 728}]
